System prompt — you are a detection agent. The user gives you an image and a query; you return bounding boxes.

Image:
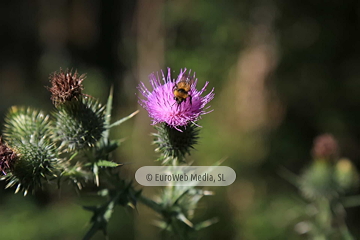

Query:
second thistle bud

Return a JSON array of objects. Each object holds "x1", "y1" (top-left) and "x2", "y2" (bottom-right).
[
  {"x1": 312, "y1": 134, "x2": 338, "y2": 161},
  {"x1": 48, "y1": 69, "x2": 105, "y2": 151}
]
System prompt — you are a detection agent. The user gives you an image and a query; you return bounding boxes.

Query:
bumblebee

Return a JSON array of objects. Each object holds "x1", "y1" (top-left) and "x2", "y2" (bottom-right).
[{"x1": 173, "y1": 76, "x2": 194, "y2": 105}]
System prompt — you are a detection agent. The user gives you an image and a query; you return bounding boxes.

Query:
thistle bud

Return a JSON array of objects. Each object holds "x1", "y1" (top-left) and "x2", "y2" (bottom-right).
[
  {"x1": 153, "y1": 123, "x2": 199, "y2": 164},
  {"x1": 48, "y1": 69, "x2": 105, "y2": 151},
  {"x1": 311, "y1": 134, "x2": 338, "y2": 161},
  {"x1": 299, "y1": 161, "x2": 336, "y2": 200},
  {"x1": 335, "y1": 158, "x2": 359, "y2": 192},
  {"x1": 2, "y1": 107, "x2": 60, "y2": 195},
  {"x1": 47, "y1": 68, "x2": 85, "y2": 105},
  {"x1": 52, "y1": 97, "x2": 105, "y2": 151}
]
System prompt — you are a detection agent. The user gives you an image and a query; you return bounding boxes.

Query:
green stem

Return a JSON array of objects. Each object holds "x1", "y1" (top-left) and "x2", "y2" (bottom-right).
[{"x1": 138, "y1": 194, "x2": 163, "y2": 213}]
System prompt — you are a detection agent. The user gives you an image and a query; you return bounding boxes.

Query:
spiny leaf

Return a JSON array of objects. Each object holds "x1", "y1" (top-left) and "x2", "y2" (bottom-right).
[
  {"x1": 177, "y1": 213, "x2": 193, "y2": 228},
  {"x1": 96, "y1": 160, "x2": 122, "y2": 168},
  {"x1": 103, "y1": 86, "x2": 114, "y2": 142},
  {"x1": 108, "y1": 110, "x2": 139, "y2": 128},
  {"x1": 138, "y1": 195, "x2": 163, "y2": 213},
  {"x1": 95, "y1": 139, "x2": 122, "y2": 160},
  {"x1": 82, "y1": 184, "x2": 140, "y2": 240},
  {"x1": 83, "y1": 200, "x2": 116, "y2": 240},
  {"x1": 193, "y1": 218, "x2": 218, "y2": 231},
  {"x1": 93, "y1": 163, "x2": 99, "y2": 186},
  {"x1": 277, "y1": 166, "x2": 301, "y2": 187}
]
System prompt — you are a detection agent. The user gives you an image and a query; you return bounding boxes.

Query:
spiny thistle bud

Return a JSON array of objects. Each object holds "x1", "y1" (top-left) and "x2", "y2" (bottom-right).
[
  {"x1": 153, "y1": 123, "x2": 199, "y2": 164},
  {"x1": 2, "y1": 107, "x2": 60, "y2": 195},
  {"x1": 335, "y1": 158, "x2": 359, "y2": 192},
  {"x1": 312, "y1": 134, "x2": 338, "y2": 161},
  {"x1": 4, "y1": 107, "x2": 52, "y2": 145},
  {"x1": 52, "y1": 97, "x2": 105, "y2": 151},
  {"x1": 48, "y1": 69, "x2": 105, "y2": 151},
  {"x1": 47, "y1": 68, "x2": 85, "y2": 105},
  {"x1": 0, "y1": 136, "x2": 17, "y2": 175},
  {"x1": 299, "y1": 161, "x2": 336, "y2": 200}
]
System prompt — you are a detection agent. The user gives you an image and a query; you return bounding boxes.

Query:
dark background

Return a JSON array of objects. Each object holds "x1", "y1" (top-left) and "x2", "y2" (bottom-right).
[{"x1": 1, "y1": 0, "x2": 360, "y2": 239}]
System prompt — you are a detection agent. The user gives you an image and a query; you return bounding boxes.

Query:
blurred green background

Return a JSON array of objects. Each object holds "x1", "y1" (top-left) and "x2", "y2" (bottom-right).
[{"x1": 1, "y1": 0, "x2": 360, "y2": 239}]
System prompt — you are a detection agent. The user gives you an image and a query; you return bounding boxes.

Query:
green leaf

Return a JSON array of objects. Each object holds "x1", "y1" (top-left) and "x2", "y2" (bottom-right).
[
  {"x1": 103, "y1": 86, "x2": 114, "y2": 142},
  {"x1": 93, "y1": 163, "x2": 99, "y2": 186},
  {"x1": 82, "y1": 184, "x2": 139, "y2": 240},
  {"x1": 97, "y1": 189, "x2": 109, "y2": 197},
  {"x1": 194, "y1": 218, "x2": 218, "y2": 231},
  {"x1": 177, "y1": 213, "x2": 193, "y2": 228},
  {"x1": 108, "y1": 110, "x2": 139, "y2": 128},
  {"x1": 96, "y1": 139, "x2": 122, "y2": 157},
  {"x1": 341, "y1": 195, "x2": 360, "y2": 208},
  {"x1": 69, "y1": 152, "x2": 79, "y2": 160},
  {"x1": 277, "y1": 166, "x2": 300, "y2": 187},
  {"x1": 138, "y1": 195, "x2": 163, "y2": 213},
  {"x1": 83, "y1": 200, "x2": 116, "y2": 240},
  {"x1": 97, "y1": 160, "x2": 122, "y2": 168}
]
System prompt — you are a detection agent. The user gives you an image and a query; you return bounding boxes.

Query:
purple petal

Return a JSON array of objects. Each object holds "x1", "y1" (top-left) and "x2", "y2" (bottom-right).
[{"x1": 137, "y1": 68, "x2": 214, "y2": 131}]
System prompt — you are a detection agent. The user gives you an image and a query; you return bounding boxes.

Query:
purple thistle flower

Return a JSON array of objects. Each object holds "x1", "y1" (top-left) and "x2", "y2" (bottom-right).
[{"x1": 138, "y1": 68, "x2": 214, "y2": 131}]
